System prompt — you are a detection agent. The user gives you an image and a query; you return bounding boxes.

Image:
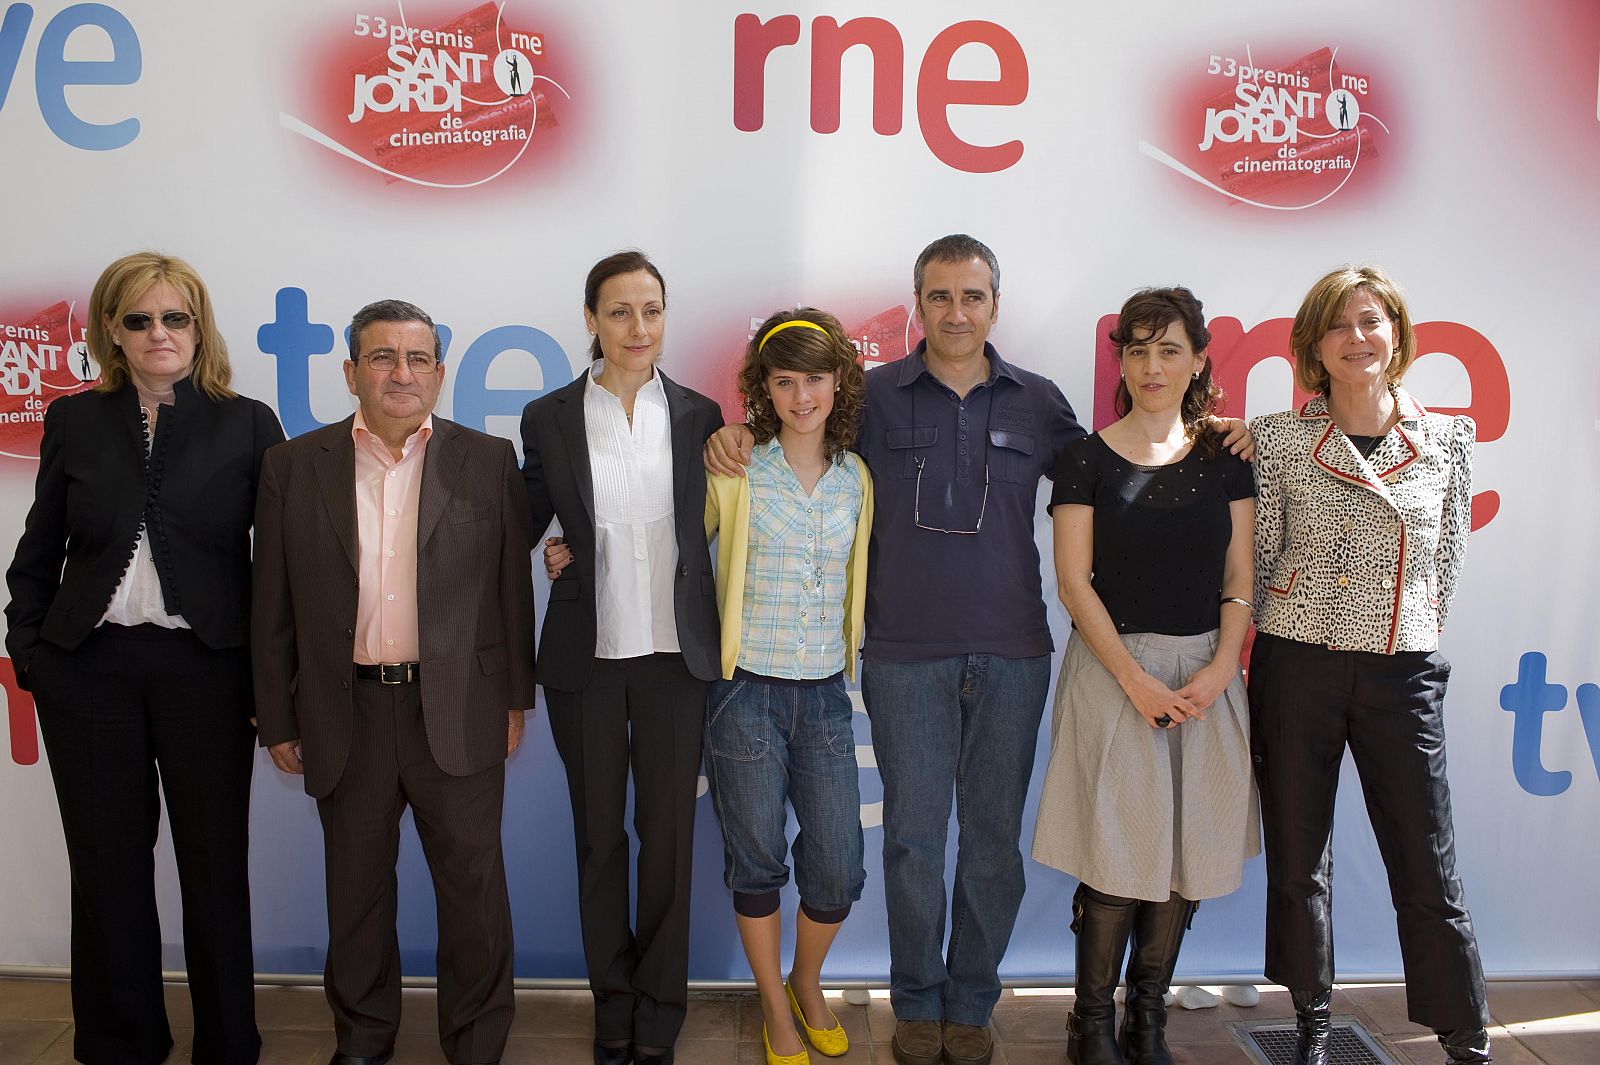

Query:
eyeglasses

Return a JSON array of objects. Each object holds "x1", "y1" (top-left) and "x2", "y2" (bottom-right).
[
  {"x1": 360, "y1": 352, "x2": 440, "y2": 373},
  {"x1": 121, "y1": 311, "x2": 194, "y2": 331},
  {"x1": 914, "y1": 457, "x2": 989, "y2": 534}
]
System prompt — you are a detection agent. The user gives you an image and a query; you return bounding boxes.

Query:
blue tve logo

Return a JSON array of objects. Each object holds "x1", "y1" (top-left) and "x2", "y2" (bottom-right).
[
  {"x1": 1500, "y1": 652, "x2": 1600, "y2": 796},
  {"x1": 257, "y1": 287, "x2": 572, "y2": 439},
  {"x1": 0, "y1": 3, "x2": 141, "y2": 150}
]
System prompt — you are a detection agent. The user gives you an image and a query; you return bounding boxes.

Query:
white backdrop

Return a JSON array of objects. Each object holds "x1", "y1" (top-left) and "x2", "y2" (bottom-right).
[{"x1": 2, "y1": 0, "x2": 1597, "y2": 981}]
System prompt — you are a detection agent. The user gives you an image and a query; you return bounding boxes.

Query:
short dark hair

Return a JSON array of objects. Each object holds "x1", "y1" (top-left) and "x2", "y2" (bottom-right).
[
  {"x1": 584, "y1": 251, "x2": 666, "y2": 361},
  {"x1": 348, "y1": 299, "x2": 442, "y2": 362},
  {"x1": 913, "y1": 234, "x2": 1000, "y2": 297}
]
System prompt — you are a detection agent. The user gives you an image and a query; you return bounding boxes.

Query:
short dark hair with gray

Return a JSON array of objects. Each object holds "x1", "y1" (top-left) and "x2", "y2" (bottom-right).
[
  {"x1": 348, "y1": 299, "x2": 443, "y2": 362},
  {"x1": 913, "y1": 234, "x2": 1000, "y2": 297}
]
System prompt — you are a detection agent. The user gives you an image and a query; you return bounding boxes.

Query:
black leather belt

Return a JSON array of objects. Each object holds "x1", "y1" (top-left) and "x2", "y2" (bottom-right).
[{"x1": 354, "y1": 662, "x2": 421, "y2": 684}]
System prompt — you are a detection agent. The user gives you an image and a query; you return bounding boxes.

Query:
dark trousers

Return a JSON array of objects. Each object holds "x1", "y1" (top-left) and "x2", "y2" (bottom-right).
[
  {"x1": 316, "y1": 678, "x2": 513, "y2": 1064},
  {"x1": 1247, "y1": 633, "x2": 1489, "y2": 1030},
  {"x1": 30, "y1": 625, "x2": 259, "y2": 1065},
  {"x1": 545, "y1": 653, "x2": 707, "y2": 1048}
]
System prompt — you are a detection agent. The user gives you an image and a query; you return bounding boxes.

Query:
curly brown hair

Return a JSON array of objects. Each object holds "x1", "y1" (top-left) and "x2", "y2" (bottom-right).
[
  {"x1": 739, "y1": 308, "x2": 865, "y2": 462},
  {"x1": 1109, "y1": 286, "x2": 1225, "y2": 455}
]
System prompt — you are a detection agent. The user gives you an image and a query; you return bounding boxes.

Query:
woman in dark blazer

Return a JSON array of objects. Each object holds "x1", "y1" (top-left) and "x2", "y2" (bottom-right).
[
  {"x1": 1248, "y1": 265, "x2": 1489, "y2": 1065},
  {"x1": 520, "y1": 250, "x2": 723, "y2": 1065},
  {"x1": 5, "y1": 252, "x2": 284, "y2": 1065}
]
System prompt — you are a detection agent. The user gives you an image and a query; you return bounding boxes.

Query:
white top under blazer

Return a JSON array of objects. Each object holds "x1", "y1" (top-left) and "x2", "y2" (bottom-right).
[{"x1": 583, "y1": 361, "x2": 680, "y2": 658}]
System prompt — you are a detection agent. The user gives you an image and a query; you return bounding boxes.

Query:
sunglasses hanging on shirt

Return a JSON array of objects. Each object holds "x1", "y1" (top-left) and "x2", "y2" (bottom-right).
[{"x1": 910, "y1": 382, "x2": 994, "y2": 535}]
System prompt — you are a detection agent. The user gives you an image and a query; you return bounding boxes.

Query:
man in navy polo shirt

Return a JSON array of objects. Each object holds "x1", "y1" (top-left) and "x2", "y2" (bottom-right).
[
  {"x1": 705, "y1": 235, "x2": 1241, "y2": 1065},
  {"x1": 852, "y1": 235, "x2": 1079, "y2": 1065}
]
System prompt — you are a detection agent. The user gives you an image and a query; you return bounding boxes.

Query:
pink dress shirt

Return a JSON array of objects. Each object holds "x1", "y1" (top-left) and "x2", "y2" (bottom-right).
[{"x1": 351, "y1": 411, "x2": 432, "y2": 665}]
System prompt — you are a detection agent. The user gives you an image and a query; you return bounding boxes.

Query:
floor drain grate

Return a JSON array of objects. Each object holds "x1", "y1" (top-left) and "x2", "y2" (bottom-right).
[{"x1": 1232, "y1": 1017, "x2": 1398, "y2": 1065}]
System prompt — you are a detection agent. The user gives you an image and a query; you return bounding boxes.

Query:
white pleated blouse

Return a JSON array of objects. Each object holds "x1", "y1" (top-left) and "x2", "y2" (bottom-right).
[{"x1": 584, "y1": 362, "x2": 680, "y2": 658}]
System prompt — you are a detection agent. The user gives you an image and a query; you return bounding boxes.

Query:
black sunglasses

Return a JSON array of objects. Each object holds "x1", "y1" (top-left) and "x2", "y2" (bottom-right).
[{"x1": 121, "y1": 311, "x2": 195, "y2": 331}]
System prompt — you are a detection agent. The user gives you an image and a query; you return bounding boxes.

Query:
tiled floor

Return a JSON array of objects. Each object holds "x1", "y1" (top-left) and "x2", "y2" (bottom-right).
[{"x1": 1, "y1": 977, "x2": 1596, "y2": 1064}]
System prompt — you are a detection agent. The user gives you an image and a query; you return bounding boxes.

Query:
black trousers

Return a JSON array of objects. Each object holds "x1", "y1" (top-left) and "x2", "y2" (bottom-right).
[
  {"x1": 31, "y1": 625, "x2": 260, "y2": 1065},
  {"x1": 316, "y1": 677, "x2": 514, "y2": 1064},
  {"x1": 545, "y1": 653, "x2": 707, "y2": 1048},
  {"x1": 1247, "y1": 633, "x2": 1489, "y2": 1030}
]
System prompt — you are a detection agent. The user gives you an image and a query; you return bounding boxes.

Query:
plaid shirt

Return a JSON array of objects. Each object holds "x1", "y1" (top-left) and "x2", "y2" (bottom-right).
[{"x1": 737, "y1": 439, "x2": 865, "y2": 679}]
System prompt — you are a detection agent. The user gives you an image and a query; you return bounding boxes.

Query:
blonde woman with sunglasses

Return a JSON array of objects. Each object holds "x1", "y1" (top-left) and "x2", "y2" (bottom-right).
[{"x1": 5, "y1": 251, "x2": 283, "y2": 1065}]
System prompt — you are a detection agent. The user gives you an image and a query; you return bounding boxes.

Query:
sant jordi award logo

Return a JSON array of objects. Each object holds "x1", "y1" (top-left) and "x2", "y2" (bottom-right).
[
  {"x1": 0, "y1": 297, "x2": 94, "y2": 463},
  {"x1": 282, "y1": 3, "x2": 575, "y2": 190},
  {"x1": 1140, "y1": 45, "x2": 1394, "y2": 211}
]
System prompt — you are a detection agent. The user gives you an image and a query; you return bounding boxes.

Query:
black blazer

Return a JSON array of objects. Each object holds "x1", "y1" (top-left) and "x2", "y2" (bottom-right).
[
  {"x1": 4, "y1": 378, "x2": 285, "y2": 688},
  {"x1": 520, "y1": 368, "x2": 723, "y2": 692}
]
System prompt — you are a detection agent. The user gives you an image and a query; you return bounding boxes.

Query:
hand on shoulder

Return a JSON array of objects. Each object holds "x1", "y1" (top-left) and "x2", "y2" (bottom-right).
[{"x1": 704, "y1": 423, "x2": 754, "y2": 477}]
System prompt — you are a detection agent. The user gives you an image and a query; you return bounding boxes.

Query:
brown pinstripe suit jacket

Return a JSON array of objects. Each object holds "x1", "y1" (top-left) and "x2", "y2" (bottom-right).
[{"x1": 251, "y1": 415, "x2": 536, "y2": 799}]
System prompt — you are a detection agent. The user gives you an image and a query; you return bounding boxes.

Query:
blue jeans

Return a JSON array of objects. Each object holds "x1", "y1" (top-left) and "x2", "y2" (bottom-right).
[
  {"x1": 704, "y1": 676, "x2": 866, "y2": 910},
  {"x1": 862, "y1": 653, "x2": 1051, "y2": 1026}
]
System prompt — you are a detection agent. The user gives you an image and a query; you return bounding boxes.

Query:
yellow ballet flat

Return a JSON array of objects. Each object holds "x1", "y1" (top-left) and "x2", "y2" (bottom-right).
[
  {"x1": 785, "y1": 980, "x2": 848, "y2": 1057},
  {"x1": 764, "y1": 1023, "x2": 810, "y2": 1065}
]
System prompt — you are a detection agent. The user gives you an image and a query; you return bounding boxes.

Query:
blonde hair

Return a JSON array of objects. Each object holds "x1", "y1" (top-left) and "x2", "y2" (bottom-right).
[
  {"x1": 88, "y1": 251, "x2": 235, "y2": 399},
  {"x1": 1289, "y1": 264, "x2": 1416, "y2": 395}
]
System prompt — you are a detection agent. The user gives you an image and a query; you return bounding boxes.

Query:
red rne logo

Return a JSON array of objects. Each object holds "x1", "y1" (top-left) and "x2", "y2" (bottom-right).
[{"x1": 733, "y1": 14, "x2": 1029, "y2": 174}]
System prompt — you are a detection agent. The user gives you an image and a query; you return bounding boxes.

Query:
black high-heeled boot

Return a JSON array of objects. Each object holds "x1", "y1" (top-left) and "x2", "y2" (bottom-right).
[
  {"x1": 1436, "y1": 1027, "x2": 1492, "y2": 1064},
  {"x1": 1118, "y1": 895, "x2": 1198, "y2": 1065},
  {"x1": 1067, "y1": 884, "x2": 1139, "y2": 1065},
  {"x1": 1290, "y1": 989, "x2": 1333, "y2": 1065}
]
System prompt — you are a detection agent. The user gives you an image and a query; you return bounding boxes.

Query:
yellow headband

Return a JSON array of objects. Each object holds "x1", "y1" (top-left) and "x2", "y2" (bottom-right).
[{"x1": 757, "y1": 319, "x2": 828, "y2": 353}]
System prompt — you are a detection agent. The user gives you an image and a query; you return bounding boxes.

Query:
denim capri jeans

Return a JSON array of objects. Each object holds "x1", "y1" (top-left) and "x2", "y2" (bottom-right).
[{"x1": 704, "y1": 674, "x2": 866, "y2": 918}]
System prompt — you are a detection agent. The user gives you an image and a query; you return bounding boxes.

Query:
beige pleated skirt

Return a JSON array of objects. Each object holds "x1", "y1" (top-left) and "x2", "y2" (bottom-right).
[{"x1": 1031, "y1": 629, "x2": 1260, "y2": 902}]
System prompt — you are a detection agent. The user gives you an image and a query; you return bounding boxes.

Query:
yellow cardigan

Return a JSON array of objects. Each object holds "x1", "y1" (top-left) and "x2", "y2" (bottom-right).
[{"x1": 704, "y1": 452, "x2": 875, "y2": 682}]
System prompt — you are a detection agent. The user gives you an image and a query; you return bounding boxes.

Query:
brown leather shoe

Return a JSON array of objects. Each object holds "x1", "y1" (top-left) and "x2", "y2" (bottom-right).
[
  {"x1": 892, "y1": 1019, "x2": 944, "y2": 1065},
  {"x1": 941, "y1": 1022, "x2": 994, "y2": 1065}
]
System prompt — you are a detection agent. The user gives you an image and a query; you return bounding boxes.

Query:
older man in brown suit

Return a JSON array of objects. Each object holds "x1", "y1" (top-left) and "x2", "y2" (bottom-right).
[{"x1": 253, "y1": 299, "x2": 535, "y2": 1065}]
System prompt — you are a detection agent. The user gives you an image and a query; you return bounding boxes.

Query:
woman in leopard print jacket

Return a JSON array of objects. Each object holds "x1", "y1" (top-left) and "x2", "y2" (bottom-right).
[{"x1": 1246, "y1": 265, "x2": 1491, "y2": 1065}]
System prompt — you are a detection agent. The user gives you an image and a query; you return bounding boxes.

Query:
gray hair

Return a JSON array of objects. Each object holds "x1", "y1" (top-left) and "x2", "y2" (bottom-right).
[{"x1": 913, "y1": 234, "x2": 1001, "y2": 297}]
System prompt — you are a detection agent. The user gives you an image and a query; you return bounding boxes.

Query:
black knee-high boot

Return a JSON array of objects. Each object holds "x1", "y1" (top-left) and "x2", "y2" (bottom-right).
[
  {"x1": 1118, "y1": 894, "x2": 1198, "y2": 1065},
  {"x1": 1291, "y1": 989, "x2": 1333, "y2": 1065},
  {"x1": 1436, "y1": 1027, "x2": 1492, "y2": 1064},
  {"x1": 1067, "y1": 885, "x2": 1139, "y2": 1065}
]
